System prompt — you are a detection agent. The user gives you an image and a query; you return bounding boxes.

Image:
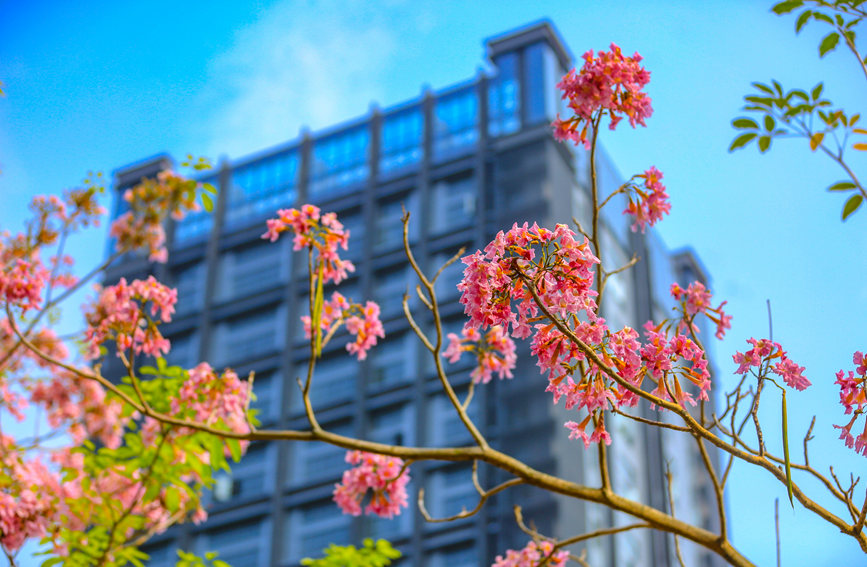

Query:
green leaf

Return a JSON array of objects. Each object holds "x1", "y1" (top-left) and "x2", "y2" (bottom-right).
[
  {"x1": 165, "y1": 486, "x2": 181, "y2": 513},
  {"x1": 226, "y1": 437, "x2": 242, "y2": 462},
  {"x1": 729, "y1": 132, "x2": 758, "y2": 151},
  {"x1": 201, "y1": 192, "x2": 214, "y2": 213},
  {"x1": 745, "y1": 95, "x2": 773, "y2": 106},
  {"x1": 795, "y1": 9, "x2": 812, "y2": 32},
  {"x1": 819, "y1": 32, "x2": 840, "y2": 57},
  {"x1": 732, "y1": 118, "x2": 759, "y2": 129},
  {"x1": 828, "y1": 181, "x2": 856, "y2": 192},
  {"x1": 202, "y1": 182, "x2": 217, "y2": 194},
  {"x1": 772, "y1": 0, "x2": 803, "y2": 14},
  {"x1": 842, "y1": 194, "x2": 863, "y2": 220},
  {"x1": 764, "y1": 115, "x2": 776, "y2": 131},
  {"x1": 811, "y1": 82, "x2": 823, "y2": 101},
  {"x1": 758, "y1": 135, "x2": 771, "y2": 153},
  {"x1": 751, "y1": 82, "x2": 774, "y2": 94},
  {"x1": 782, "y1": 391, "x2": 794, "y2": 508},
  {"x1": 812, "y1": 12, "x2": 833, "y2": 24}
]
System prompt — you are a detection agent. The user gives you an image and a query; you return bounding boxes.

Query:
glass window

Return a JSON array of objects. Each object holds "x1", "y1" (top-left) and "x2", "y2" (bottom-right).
[
  {"x1": 427, "y1": 389, "x2": 480, "y2": 447},
  {"x1": 165, "y1": 332, "x2": 199, "y2": 369},
  {"x1": 212, "y1": 309, "x2": 283, "y2": 367},
  {"x1": 225, "y1": 150, "x2": 299, "y2": 229},
  {"x1": 310, "y1": 127, "x2": 370, "y2": 199},
  {"x1": 369, "y1": 403, "x2": 415, "y2": 447},
  {"x1": 488, "y1": 53, "x2": 521, "y2": 137},
  {"x1": 250, "y1": 370, "x2": 279, "y2": 423},
  {"x1": 433, "y1": 87, "x2": 478, "y2": 162},
  {"x1": 174, "y1": 174, "x2": 217, "y2": 245},
  {"x1": 141, "y1": 541, "x2": 175, "y2": 567},
  {"x1": 432, "y1": 249, "x2": 467, "y2": 302},
  {"x1": 426, "y1": 465, "x2": 477, "y2": 519},
  {"x1": 427, "y1": 544, "x2": 478, "y2": 567},
  {"x1": 368, "y1": 333, "x2": 414, "y2": 392},
  {"x1": 336, "y1": 211, "x2": 365, "y2": 262},
  {"x1": 194, "y1": 520, "x2": 269, "y2": 567},
  {"x1": 216, "y1": 239, "x2": 288, "y2": 301},
  {"x1": 431, "y1": 176, "x2": 476, "y2": 234},
  {"x1": 524, "y1": 42, "x2": 560, "y2": 125},
  {"x1": 290, "y1": 421, "x2": 354, "y2": 487},
  {"x1": 210, "y1": 443, "x2": 271, "y2": 504},
  {"x1": 285, "y1": 501, "x2": 352, "y2": 564},
  {"x1": 292, "y1": 354, "x2": 358, "y2": 412},
  {"x1": 372, "y1": 265, "x2": 412, "y2": 319},
  {"x1": 172, "y1": 262, "x2": 205, "y2": 317},
  {"x1": 380, "y1": 107, "x2": 423, "y2": 176},
  {"x1": 374, "y1": 193, "x2": 419, "y2": 252}
]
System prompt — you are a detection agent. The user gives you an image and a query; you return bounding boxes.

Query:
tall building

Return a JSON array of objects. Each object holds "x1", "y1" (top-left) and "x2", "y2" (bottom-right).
[{"x1": 105, "y1": 21, "x2": 723, "y2": 567}]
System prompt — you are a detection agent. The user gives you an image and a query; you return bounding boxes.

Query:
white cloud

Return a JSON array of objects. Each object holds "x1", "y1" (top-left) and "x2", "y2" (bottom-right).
[{"x1": 193, "y1": 0, "x2": 408, "y2": 160}]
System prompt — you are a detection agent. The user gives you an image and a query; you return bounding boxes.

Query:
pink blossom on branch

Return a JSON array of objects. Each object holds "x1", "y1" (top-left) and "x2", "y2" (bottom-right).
[
  {"x1": 333, "y1": 451, "x2": 410, "y2": 518},
  {"x1": 670, "y1": 281, "x2": 732, "y2": 339},
  {"x1": 624, "y1": 166, "x2": 671, "y2": 233},
  {"x1": 442, "y1": 323, "x2": 517, "y2": 383},
  {"x1": 301, "y1": 291, "x2": 386, "y2": 361},
  {"x1": 553, "y1": 43, "x2": 652, "y2": 149},
  {"x1": 834, "y1": 351, "x2": 867, "y2": 457},
  {"x1": 492, "y1": 539, "x2": 569, "y2": 567},
  {"x1": 732, "y1": 338, "x2": 810, "y2": 391}
]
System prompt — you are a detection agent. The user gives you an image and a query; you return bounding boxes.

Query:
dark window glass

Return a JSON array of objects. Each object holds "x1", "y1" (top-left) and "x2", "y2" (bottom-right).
[
  {"x1": 488, "y1": 53, "x2": 521, "y2": 137},
  {"x1": 310, "y1": 127, "x2": 370, "y2": 198},
  {"x1": 524, "y1": 43, "x2": 559, "y2": 125},
  {"x1": 225, "y1": 150, "x2": 299, "y2": 229},
  {"x1": 431, "y1": 176, "x2": 476, "y2": 234},
  {"x1": 380, "y1": 107, "x2": 423, "y2": 175},
  {"x1": 433, "y1": 87, "x2": 478, "y2": 162}
]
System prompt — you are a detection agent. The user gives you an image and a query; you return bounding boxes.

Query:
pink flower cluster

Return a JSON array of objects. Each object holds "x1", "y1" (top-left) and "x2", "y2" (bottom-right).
[
  {"x1": 732, "y1": 338, "x2": 810, "y2": 391},
  {"x1": 83, "y1": 276, "x2": 177, "y2": 360},
  {"x1": 0, "y1": 259, "x2": 47, "y2": 314},
  {"x1": 492, "y1": 540, "x2": 569, "y2": 567},
  {"x1": 172, "y1": 363, "x2": 251, "y2": 440},
  {"x1": 110, "y1": 170, "x2": 202, "y2": 263},
  {"x1": 834, "y1": 351, "x2": 867, "y2": 456},
  {"x1": 641, "y1": 322, "x2": 711, "y2": 406},
  {"x1": 263, "y1": 205, "x2": 354, "y2": 285},
  {"x1": 552, "y1": 43, "x2": 652, "y2": 149},
  {"x1": 443, "y1": 324, "x2": 517, "y2": 383},
  {"x1": 302, "y1": 291, "x2": 386, "y2": 360},
  {"x1": 459, "y1": 222, "x2": 599, "y2": 339},
  {"x1": 333, "y1": 451, "x2": 410, "y2": 519},
  {"x1": 670, "y1": 281, "x2": 732, "y2": 339},
  {"x1": 624, "y1": 167, "x2": 671, "y2": 233}
]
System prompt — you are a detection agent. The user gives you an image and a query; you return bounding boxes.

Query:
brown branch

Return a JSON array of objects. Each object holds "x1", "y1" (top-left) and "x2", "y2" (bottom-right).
[
  {"x1": 695, "y1": 434, "x2": 727, "y2": 541},
  {"x1": 418, "y1": 462, "x2": 523, "y2": 523},
  {"x1": 666, "y1": 465, "x2": 688, "y2": 567}
]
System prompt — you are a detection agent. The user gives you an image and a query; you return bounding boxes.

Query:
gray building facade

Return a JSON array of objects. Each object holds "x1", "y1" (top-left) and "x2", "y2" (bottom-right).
[{"x1": 106, "y1": 21, "x2": 723, "y2": 567}]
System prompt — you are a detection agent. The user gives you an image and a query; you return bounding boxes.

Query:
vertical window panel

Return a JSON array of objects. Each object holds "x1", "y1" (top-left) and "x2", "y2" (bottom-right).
[
  {"x1": 285, "y1": 502, "x2": 352, "y2": 564},
  {"x1": 310, "y1": 127, "x2": 370, "y2": 199},
  {"x1": 488, "y1": 53, "x2": 521, "y2": 137},
  {"x1": 226, "y1": 150, "x2": 299, "y2": 230},
  {"x1": 368, "y1": 333, "x2": 414, "y2": 392},
  {"x1": 431, "y1": 176, "x2": 476, "y2": 234},
  {"x1": 433, "y1": 87, "x2": 478, "y2": 162},
  {"x1": 380, "y1": 107, "x2": 423, "y2": 176},
  {"x1": 374, "y1": 194, "x2": 419, "y2": 252}
]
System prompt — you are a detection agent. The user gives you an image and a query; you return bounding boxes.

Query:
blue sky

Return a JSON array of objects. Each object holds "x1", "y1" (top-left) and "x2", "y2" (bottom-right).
[{"x1": 1, "y1": 1, "x2": 865, "y2": 565}]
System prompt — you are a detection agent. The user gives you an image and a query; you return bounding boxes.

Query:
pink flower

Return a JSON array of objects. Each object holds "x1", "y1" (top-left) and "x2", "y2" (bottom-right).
[
  {"x1": 492, "y1": 540, "x2": 569, "y2": 567},
  {"x1": 333, "y1": 451, "x2": 410, "y2": 518},
  {"x1": 624, "y1": 167, "x2": 671, "y2": 233},
  {"x1": 442, "y1": 324, "x2": 517, "y2": 384},
  {"x1": 552, "y1": 43, "x2": 652, "y2": 149}
]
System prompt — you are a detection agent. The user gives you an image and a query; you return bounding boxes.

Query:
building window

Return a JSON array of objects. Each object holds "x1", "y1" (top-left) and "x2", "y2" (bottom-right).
[
  {"x1": 212, "y1": 308, "x2": 283, "y2": 367},
  {"x1": 431, "y1": 175, "x2": 476, "y2": 235},
  {"x1": 432, "y1": 249, "x2": 467, "y2": 301},
  {"x1": 380, "y1": 107, "x2": 423, "y2": 176},
  {"x1": 374, "y1": 193, "x2": 418, "y2": 252},
  {"x1": 427, "y1": 389, "x2": 479, "y2": 447},
  {"x1": 433, "y1": 86, "x2": 478, "y2": 162},
  {"x1": 165, "y1": 332, "x2": 199, "y2": 369},
  {"x1": 426, "y1": 544, "x2": 478, "y2": 567},
  {"x1": 310, "y1": 127, "x2": 370, "y2": 199},
  {"x1": 365, "y1": 404, "x2": 415, "y2": 540},
  {"x1": 209, "y1": 443, "x2": 272, "y2": 504},
  {"x1": 488, "y1": 52, "x2": 521, "y2": 137},
  {"x1": 368, "y1": 333, "x2": 414, "y2": 392},
  {"x1": 291, "y1": 354, "x2": 358, "y2": 412},
  {"x1": 285, "y1": 501, "x2": 352, "y2": 564},
  {"x1": 336, "y1": 211, "x2": 365, "y2": 262},
  {"x1": 426, "y1": 465, "x2": 477, "y2": 520},
  {"x1": 171, "y1": 262, "x2": 205, "y2": 317},
  {"x1": 524, "y1": 42, "x2": 560, "y2": 125},
  {"x1": 225, "y1": 150, "x2": 299, "y2": 230},
  {"x1": 216, "y1": 240, "x2": 288, "y2": 301},
  {"x1": 290, "y1": 421, "x2": 355, "y2": 487},
  {"x1": 140, "y1": 541, "x2": 175, "y2": 567},
  {"x1": 193, "y1": 519, "x2": 269, "y2": 567},
  {"x1": 372, "y1": 265, "x2": 413, "y2": 319},
  {"x1": 250, "y1": 370, "x2": 279, "y2": 423},
  {"x1": 174, "y1": 174, "x2": 217, "y2": 245}
]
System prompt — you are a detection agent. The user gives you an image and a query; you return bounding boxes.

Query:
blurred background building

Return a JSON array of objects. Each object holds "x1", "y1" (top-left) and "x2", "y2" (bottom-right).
[{"x1": 104, "y1": 21, "x2": 722, "y2": 567}]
